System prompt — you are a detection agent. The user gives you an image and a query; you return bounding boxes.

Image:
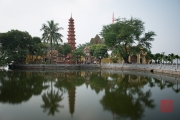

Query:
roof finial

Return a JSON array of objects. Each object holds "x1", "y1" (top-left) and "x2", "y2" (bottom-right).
[{"x1": 71, "y1": 13, "x2": 72, "y2": 18}]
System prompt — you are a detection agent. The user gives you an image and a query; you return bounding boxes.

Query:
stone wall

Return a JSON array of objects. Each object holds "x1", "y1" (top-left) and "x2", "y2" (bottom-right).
[{"x1": 101, "y1": 63, "x2": 180, "y2": 76}]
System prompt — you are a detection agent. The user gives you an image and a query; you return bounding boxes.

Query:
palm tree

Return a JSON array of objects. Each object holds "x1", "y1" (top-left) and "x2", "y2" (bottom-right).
[
  {"x1": 153, "y1": 53, "x2": 160, "y2": 64},
  {"x1": 174, "y1": 54, "x2": 179, "y2": 69},
  {"x1": 40, "y1": 20, "x2": 63, "y2": 64},
  {"x1": 168, "y1": 53, "x2": 175, "y2": 64},
  {"x1": 164, "y1": 55, "x2": 168, "y2": 64}
]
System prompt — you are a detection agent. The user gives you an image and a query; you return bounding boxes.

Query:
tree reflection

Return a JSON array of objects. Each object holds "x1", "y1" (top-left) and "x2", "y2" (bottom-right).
[
  {"x1": 41, "y1": 90, "x2": 64, "y2": 115},
  {"x1": 100, "y1": 74, "x2": 155, "y2": 120},
  {"x1": 172, "y1": 79, "x2": 180, "y2": 93},
  {"x1": 89, "y1": 72, "x2": 108, "y2": 94},
  {"x1": 0, "y1": 71, "x2": 48, "y2": 104},
  {"x1": 54, "y1": 71, "x2": 85, "y2": 116},
  {"x1": 41, "y1": 72, "x2": 65, "y2": 116}
]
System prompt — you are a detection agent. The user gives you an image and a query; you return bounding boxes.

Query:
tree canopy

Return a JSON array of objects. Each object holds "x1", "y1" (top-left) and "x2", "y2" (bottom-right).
[
  {"x1": 0, "y1": 30, "x2": 32, "y2": 65},
  {"x1": 100, "y1": 17, "x2": 156, "y2": 63},
  {"x1": 58, "y1": 43, "x2": 72, "y2": 56},
  {"x1": 40, "y1": 20, "x2": 63, "y2": 44},
  {"x1": 89, "y1": 44, "x2": 108, "y2": 59}
]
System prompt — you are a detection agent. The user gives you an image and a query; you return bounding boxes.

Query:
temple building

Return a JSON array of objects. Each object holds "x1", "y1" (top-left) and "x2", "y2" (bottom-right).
[{"x1": 84, "y1": 46, "x2": 91, "y2": 64}]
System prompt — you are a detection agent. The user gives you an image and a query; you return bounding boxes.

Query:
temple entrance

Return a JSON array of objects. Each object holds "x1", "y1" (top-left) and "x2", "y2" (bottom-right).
[
  {"x1": 140, "y1": 58, "x2": 142, "y2": 64},
  {"x1": 130, "y1": 55, "x2": 137, "y2": 63}
]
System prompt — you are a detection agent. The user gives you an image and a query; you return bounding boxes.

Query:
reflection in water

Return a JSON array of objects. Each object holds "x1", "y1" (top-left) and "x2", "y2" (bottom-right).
[
  {"x1": 41, "y1": 90, "x2": 64, "y2": 116},
  {"x1": 89, "y1": 72, "x2": 108, "y2": 94},
  {"x1": 0, "y1": 70, "x2": 180, "y2": 119},
  {"x1": 100, "y1": 74, "x2": 155, "y2": 120},
  {"x1": 0, "y1": 71, "x2": 48, "y2": 104},
  {"x1": 54, "y1": 71, "x2": 85, "y2": 117}
]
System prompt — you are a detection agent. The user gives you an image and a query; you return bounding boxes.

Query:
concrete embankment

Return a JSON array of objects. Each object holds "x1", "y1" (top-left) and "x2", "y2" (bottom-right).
[
  {"x1": 9, "y1": 63, "x2": 180, "y2": 77},
  {"x1": 101, "y1": 63, "x2": 180, "y2": 77},
  {"x1": 9, "y1": 64, "x2": 100, "y2": 70},
  {"x1": 102, "y1": 69, "x2": 180, "y2": 83}
]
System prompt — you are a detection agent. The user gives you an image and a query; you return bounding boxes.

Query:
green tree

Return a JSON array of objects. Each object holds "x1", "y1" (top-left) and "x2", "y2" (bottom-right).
[
  {"x1": 71, "y1": 48, "x2": 85, "y2": 64},
  {"x1": 58, "y1": 43, "x2": 72, "y2": 56},
  {"x1": 77, "y1": 42, "x2": 90, "y2": 50},
  {"x1": 28, "y1": 37, "x2": 41, "y2": 60},
  {"x1": 164, "y1": 55, "x2": 169, "y2": 64},
  {"x1": 89, "y1": 44, "x2": 108, "y2": 58},
  {"x1": 40, "y1": 20, "x2": 63, "y2": 64},
  {"x1": 153, "y1": 53, "x2": 161, "y2": 63},
  {"x1": 0, "y1": 30, "x2": 32, "y2": 65},
  {"x1": 168, "y1": 53, "x2": 175, "y2": 64},
  {"x1": 174, "y1": 54, "x2": 179, "y2": 69},
  {"x1": 158, "y1": 54, "x2": 164, "y2": 64},
  {"x1": 100, "y1": 17, "x2": 156, "y2": 63},
  {"x1": 89, "y1": 44, "x2": 108, "y2": 64}
]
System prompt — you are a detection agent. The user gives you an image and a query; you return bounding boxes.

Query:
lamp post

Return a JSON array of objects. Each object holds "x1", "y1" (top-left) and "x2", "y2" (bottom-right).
[{"x1": 99, "y1": 55, "x2": 101, "y2": 66}]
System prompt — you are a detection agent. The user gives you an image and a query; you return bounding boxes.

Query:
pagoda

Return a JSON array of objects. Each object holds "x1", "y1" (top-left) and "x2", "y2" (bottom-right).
[{"x1": 67, "y1": 15, "x2": 76, "y2": 50}]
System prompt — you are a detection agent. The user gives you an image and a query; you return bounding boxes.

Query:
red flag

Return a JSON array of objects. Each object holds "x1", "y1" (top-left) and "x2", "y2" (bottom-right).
[{"x1": 112, "y1": 12, "x2": 114, "y2": 23}]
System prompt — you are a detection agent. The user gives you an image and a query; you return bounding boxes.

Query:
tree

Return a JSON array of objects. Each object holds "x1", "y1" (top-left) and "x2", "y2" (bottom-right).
[
  {"x1": 77, "y1": 42, "x2": 90, "y2": 50},
  {"x1": 71, "y1": 48, "x2": 85, "y2": 64},
  {"x1": 89, "y1": 44, "x2": 108, "y2": 62},
  {"x1": 174, "y1": 54, "x2": 179, "y2": 69},
  {"x1": 100, "y1": 17, "x2": 156, "y2": 63},
  {"x1": 0, "y1": 30, "x2": 32, "y2": 65},
  {"x1": 164, "y1": 55, "x2": 169, "y2": 64},
  {"x1": 40, "y1": 20, "x2": 63, "y2": 64},
  {"x1": 58, "y1": 43, "x2": 72, "y2": 56},
  {"x1": 168, "y1": 53, "x2": 175, "y2": 64},
  {"x1": 28, "y1": 37, "x2": 42, "y2": 61},
  {"x1": 153, "y1": 53, "x2": 161, "y2": 64}
]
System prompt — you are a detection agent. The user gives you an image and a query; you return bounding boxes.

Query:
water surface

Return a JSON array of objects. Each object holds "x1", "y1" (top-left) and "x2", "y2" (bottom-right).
[{"x1": 0, "y1": 70, "x2": 179, "y2": 120}]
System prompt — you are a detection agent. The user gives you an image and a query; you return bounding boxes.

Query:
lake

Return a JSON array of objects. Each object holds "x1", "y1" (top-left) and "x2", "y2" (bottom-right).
[{"x1": 0, "y1": 69, "x2": 179, "y2": 120}]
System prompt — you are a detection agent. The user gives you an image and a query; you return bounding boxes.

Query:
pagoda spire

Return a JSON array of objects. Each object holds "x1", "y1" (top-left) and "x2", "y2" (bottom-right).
[{"x1": 67, "y1": 15, "x2": 76, "y2": 50}]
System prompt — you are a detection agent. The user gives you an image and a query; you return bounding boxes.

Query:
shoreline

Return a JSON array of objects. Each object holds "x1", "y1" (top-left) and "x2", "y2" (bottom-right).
[{"x1": 7, "y1": 63, "x2": 180, "y2": 78}]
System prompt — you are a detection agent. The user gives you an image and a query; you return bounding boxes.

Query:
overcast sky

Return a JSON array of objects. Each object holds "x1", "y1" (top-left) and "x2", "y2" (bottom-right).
[{"x1": 0, "y1": 0, "x2": 179, "y2": 55}]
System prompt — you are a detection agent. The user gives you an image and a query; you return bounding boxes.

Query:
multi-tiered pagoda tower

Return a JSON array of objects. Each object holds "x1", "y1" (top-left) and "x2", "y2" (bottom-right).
[{"x1": 67, "y1": 15, "x2": 76, "y2": 50}]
